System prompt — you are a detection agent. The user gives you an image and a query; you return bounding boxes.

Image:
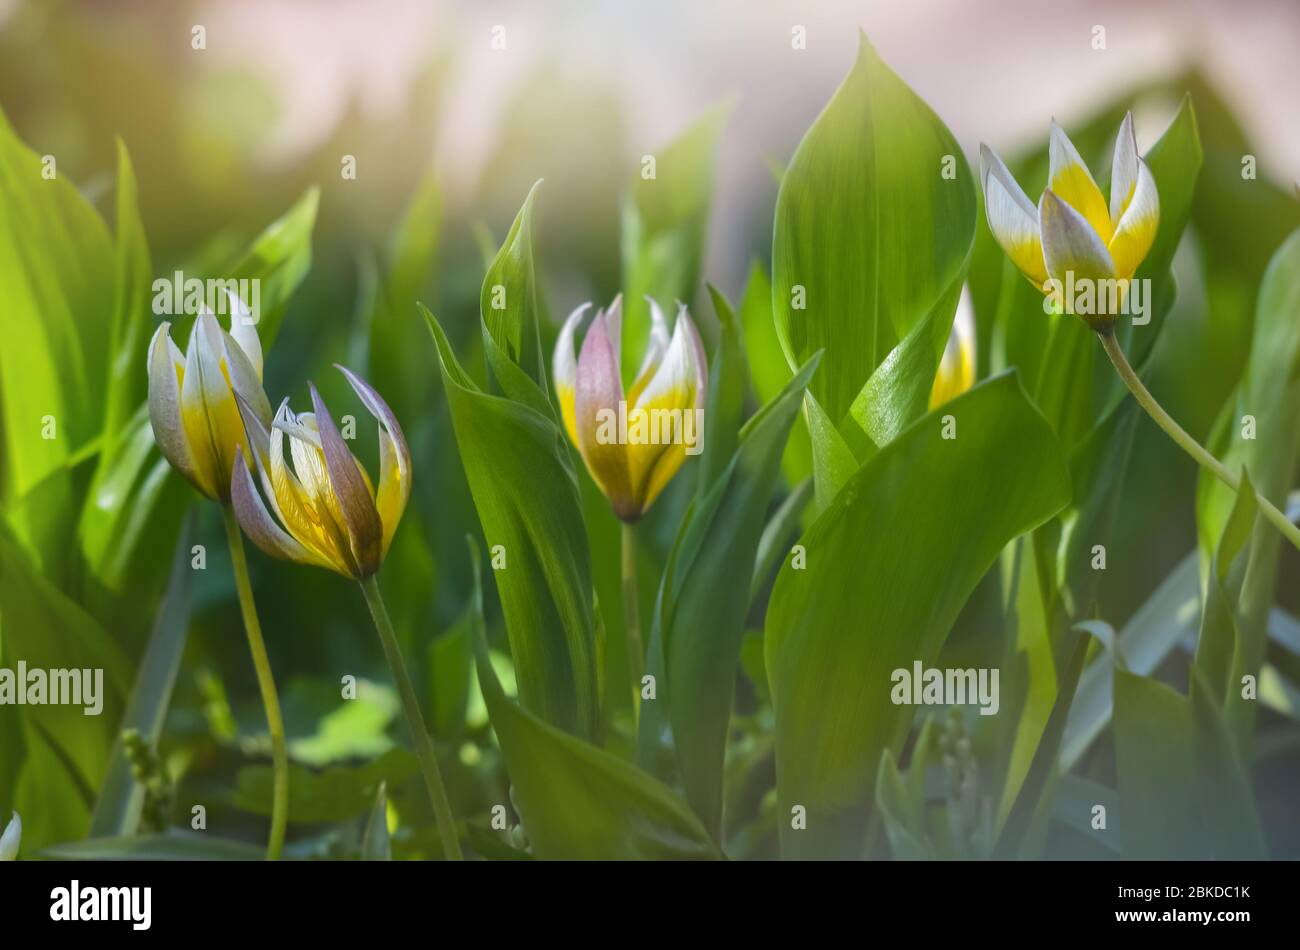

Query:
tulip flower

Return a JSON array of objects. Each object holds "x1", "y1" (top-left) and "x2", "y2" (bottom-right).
[
  {"x1": 552, "y1": 294, "x2": 707, "y2": 710},
  {"x1": 929, "y1": 287, "x2": 976, "y2": 409},
  {"x1": 980, "y1": 113, "x2": 1158, "y2": 331},
  {"x1": 0, "y1": 811, "x2": 19, "y2": 861},
  {"x1": 145, "y1": 294, "x2": 288, "y2": 861},
  {"x1": 553, "y1": 294, "x2": 707, "y2": 523},
  {"x1": 980, "y1": 115, "x2": 1300, "y2": 553},
  {"x1": 230, "y1": 367, "x2": 463, "y2": 860},
  {"x1": 148, "y1": 297, "x2": 272, "y2": 502}
]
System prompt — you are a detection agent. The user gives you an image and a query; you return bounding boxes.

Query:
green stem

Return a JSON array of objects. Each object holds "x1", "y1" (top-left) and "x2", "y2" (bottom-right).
[
  {"x1": 1099, "y1": 331, "x2": 1300, "y2": 551},
  {"x1": 621, "y1": 522, "x2": 644, "y2": 717},
  {"x1": 221, "y1": 505, "x2": 289, "y2": 861},
  {"x1": 359, "y1": 575, "x2": 463, "y2": 861}
]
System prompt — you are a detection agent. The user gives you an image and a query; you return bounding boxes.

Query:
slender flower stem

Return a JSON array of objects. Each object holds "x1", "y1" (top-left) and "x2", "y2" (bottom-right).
[
  {"x1": 621, "y1": 522, "x2": 644, "y2": 715},
  {"x1": 1099, "y1": 331, "x2": 1300, "y2": 551},
  {"x1": 359, "y1": 576, "x2": 463, "y2": 861},
  {"x1": 221, "y1": 505, "x2": 289, "y2": 861}
]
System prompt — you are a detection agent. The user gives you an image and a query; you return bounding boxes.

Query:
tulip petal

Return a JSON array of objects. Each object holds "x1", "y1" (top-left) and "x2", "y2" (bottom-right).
[
  {"x1": 231, "y1": 445, "x2": 325, "y2": 567},
  {"x1": 1048, "y1": 120, "x2": 1113, "y2": 243},
  {"x1": 980, "y1": 145, "x2": 1049, "y2": 287},
  {"x1": 1039, "y1": 189, "x2": 1116, "y2": 285},
  {"x1": 1108, "y1": 159, "x2": 1159, "y2": 281},
  {"x1": 267, "y1": 407, "x2": 349, "y2": 571},
  {"x1": 552, "y1": 302, "x2": 590, "y2": 448},
  {"x1": 929, "y1": 286, "x2": 977, "y2": 409},
  {"x1": 336, "y1": 364, "x2": 411, "y2": 558},
  {"x1": 574, "y1": 302, "x2": 637, "y2": 519},
  {"x1": 178, "y1": 316, "x2": 226, "y2": 498},
  {"x1": 147, "y1": 322, "x2": 211, "y2": 496},
  {"x1": 1108, "y1": 111, "x2": 1139, "y2": 225},
  {"x1": 310, "y1": 383, "x2": 384, "y2": 576},
  {"x1": 627, "y1": 296, "x2": 672, "y2": 405},
  {"x1": 628, "y1": 312, "x2": 701, "y2": 513},
  {"x1": 225, "y1": 289, "x2": 264, "y2": 380}
]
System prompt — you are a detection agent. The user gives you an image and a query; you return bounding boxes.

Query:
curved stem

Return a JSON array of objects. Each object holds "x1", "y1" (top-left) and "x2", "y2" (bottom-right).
[
  {"x1": 221, "y1": 505, "x2": 289, "y2": 861},
  {"x1": 359, "y1": 575, "x2": 463, "y2": 861},
  {"x1": 1099, "y1": 331, "x2": 1300, "y2": 551},
  {"x1": 621, "y1": 522, "x2": 644, "y2": 718}
]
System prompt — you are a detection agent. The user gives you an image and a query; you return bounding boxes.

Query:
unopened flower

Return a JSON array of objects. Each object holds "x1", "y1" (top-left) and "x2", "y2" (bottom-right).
[
  {"x1": 0, "y1": 811, "x2": 19, "y2": 861},
  {"x1": 980, "y1": 113, "x2": 1159, "y2": 330},
  {"x1": 929, "y1": 287, "x2": 976, "y2": 409},
  {"x1": 231, "y1": 366, "x2": 409, "y2": 579},
  {"x1": 147, "y1": 295, "x2": 272, "y2": 501},
  {"x1": 553, "y1": 295, "x2": 707, "y2": 522}
]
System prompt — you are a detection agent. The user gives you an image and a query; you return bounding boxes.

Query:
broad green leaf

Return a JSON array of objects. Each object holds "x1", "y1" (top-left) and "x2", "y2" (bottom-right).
[
  {"x1": 467, "y1": 545, "x2": 718, "y2": 860},
  {"x1": 698, "y1": 286, "x2": 747, "y2": 493},
  {"x1": 772, "y1": 32, "x2": 976, "y2": 426},
  {"x1": 766, "y1": 373, "x2": 1070, "y2": 858},
  {"x1": 43, "y1": 832, "x2": 266, "y2": 861},
  {"x1": 621, "y1": 104, "x2": 728, "y2": 376},
  {"x1": 0, "y1": 107, "x2": 113, "y2": 568},
  {"x1": 0, "y1": 523, "x2": 133, "y2": 851},
  {"x1": 90, "y1": 516, "x2": 195, "y2": 837},
  {"x1": 646, "y1": 355, "x2": 818, "y2": 839},
  {"x1": 750, "y1": 479, "x2": 812, "y2": 605},
  {"x1": 424, "y1": 307, "x2": 601, "y2": 740}
]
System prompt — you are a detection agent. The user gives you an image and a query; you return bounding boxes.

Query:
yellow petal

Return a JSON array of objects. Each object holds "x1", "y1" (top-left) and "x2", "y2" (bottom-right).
[
  {"x1": 1107, "y1": 159, "x2": 1159, "y2": 281},
  {"x1": 929, "y1": 287, "x2": 976, "y2": 409},
  {"x1": 626, "y1": 314, "x2": 700, "y2": 512},
  {"x1": 1108, "y1": 112, "x2": 1139, "y2": 225},
  {"x1": 552, "y1": 302, "x2": 589, "y2": 448},
  {"x1": 1039, "y1": 189, "x2": 1116, "y2": 285},
  {"x1": 1048, "y1": 120, "x2": 1113, "y2": 243}
]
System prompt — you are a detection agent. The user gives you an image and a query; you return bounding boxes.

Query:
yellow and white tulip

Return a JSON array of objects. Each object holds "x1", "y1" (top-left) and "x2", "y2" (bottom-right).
[
  {"x1": 147, "y1": 294, "x2": 272, "y2": 502},
  {"x1": 929, "y1": 286, "x2": 976, "y2": 409},
  {"x1": 980, "y1": 113, "x2": 1159, "y2": 330},
  {"x1": 231, "y1": 367, "x2": 410, "y2": 580},
  {"x1": 553, "y1": 295, "x2": 707, "y2": 522}
]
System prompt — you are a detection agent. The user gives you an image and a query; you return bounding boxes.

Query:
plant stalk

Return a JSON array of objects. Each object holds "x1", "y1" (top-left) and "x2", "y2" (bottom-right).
[
  {"x1": 359, "y1": 575, "x2": 463, "y2": 861},
  {"x1": 621, "y1": 521, "x2": 644, "y2": 716},
  {"x1": 1098, "y1": 330, "x2": 1300, "y2": 551},
  {"x1": 221, "y1": 505, "x2": 289, "y2": 861}
]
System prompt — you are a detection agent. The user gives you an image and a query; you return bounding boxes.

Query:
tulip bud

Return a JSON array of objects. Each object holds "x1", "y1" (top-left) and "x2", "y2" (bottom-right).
[
  {"x1": 0, "y1": 811, "x2": 20, "y2": 861},
  {"x1": 147, "y1": 294, "x2": 272, "y2": 501},
  {"x1": 230, "y1": 366, "x2": 410, "y2": 579},
  {"x1": 929, "y1": 286, "x2": 976, "y2": 409},
  {"x1": 552, "y1": 295, "x2": 708, "y2": 521}
]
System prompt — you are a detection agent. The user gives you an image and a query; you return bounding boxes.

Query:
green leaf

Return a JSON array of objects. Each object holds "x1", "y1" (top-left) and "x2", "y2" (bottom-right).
[
  {"x1": 621, "y1": 103, "x2": 728, "y2": 375},
  {"x1": 220, "y1": 185, "x2": 319, "y2": 349},
  {"x1": 646, "y1": 355, "x2": 819, "y2": 839},
  {"x1": 102, "y1": 140, "x2": 153, "y2": 443},
  {"x1": 424, "y1": 307, "x2": 601, "y2": 740},
  {"x1": 698, "y1": 286, "x2": 747, "y2": 493},
  {"x1": 481, "y1": 180, "x2": 548, "y2": 392},
  {"x1": 772, "y1": 32, "x2": 976, "y2": 426},
  {"x1": 765, "y1": 372, "x2": 1071, "y2": 858},
  {"x1": 467, "y1": 540, "x2": 718, "y2": 860},
  {"x1": 90, "y1": 515, "x2": 195, "y2": 837},
  {"x1": 1197, "y1": 228, "x2": 1300, "y2": 732},
  {"x1": 361, "y1": 782, "x2": 392, "y2": 861}
]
